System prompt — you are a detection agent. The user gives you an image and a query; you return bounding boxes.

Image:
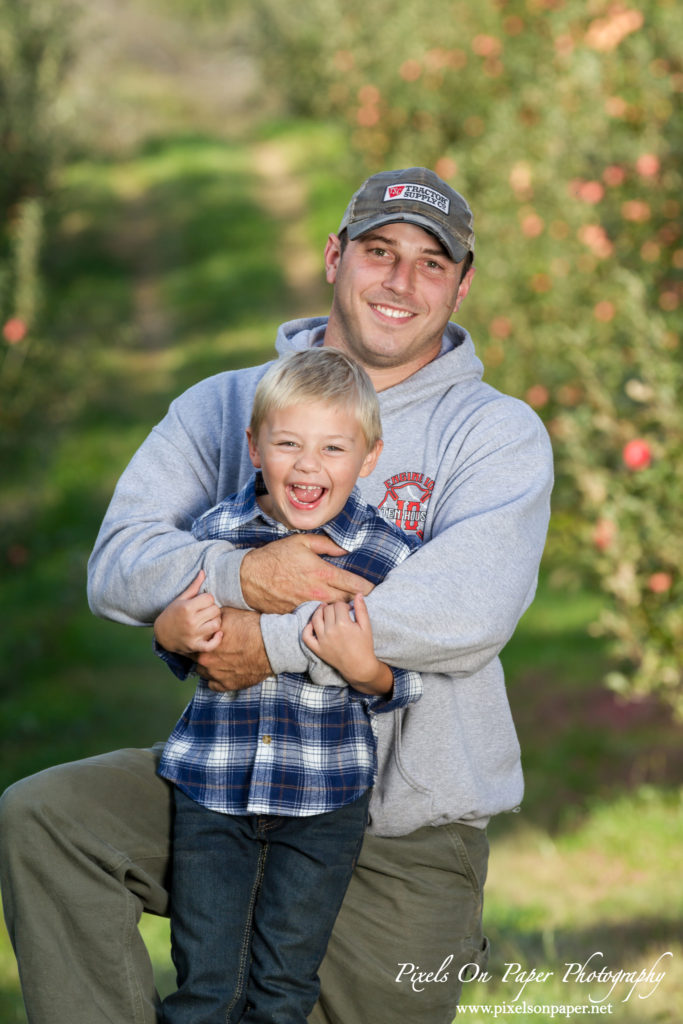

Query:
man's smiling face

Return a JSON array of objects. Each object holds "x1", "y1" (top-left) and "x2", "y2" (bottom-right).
[{"x1": 323, "y1": 221, "x2": 474, "y2": 390}]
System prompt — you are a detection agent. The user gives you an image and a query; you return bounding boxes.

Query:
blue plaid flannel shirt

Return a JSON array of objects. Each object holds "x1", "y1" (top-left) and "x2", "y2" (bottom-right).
[{"x1": 157, "y1": 473, "x2": 423, "y2": 817}]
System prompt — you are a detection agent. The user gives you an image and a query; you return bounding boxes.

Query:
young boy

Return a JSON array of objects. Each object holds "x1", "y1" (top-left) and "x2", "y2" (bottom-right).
[{"x1": 153, "y1": 348, "x2": 422, "y2": 1024}]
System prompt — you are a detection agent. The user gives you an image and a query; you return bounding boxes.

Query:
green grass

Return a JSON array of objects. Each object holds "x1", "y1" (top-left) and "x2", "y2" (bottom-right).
[{"x1": 459, "y1": 788, "x2": 682, "y2": 1022}]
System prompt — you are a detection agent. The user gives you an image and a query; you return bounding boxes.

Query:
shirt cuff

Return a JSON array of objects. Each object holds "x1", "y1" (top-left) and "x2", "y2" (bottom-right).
[
  {"x1": 153, "y1": 639, "x2": 196, "y2": 680},
  {"x1": 205, "y1": 548, "x2": 251, "y2": 610},
  {"x1": 364, "y1": 667, "x2": 423, "y2": 714},
  {"x1": 260, "y1": 601, "x2": 349, "y2": 688},
  {"x1": 260, "y1": 609, "x2": 311, "y2": 676}
]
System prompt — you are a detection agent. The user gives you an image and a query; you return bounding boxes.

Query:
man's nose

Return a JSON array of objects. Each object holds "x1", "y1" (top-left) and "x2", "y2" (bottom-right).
[{"x1": 383, "y1": 258, "x2": 415, "y2": 294}]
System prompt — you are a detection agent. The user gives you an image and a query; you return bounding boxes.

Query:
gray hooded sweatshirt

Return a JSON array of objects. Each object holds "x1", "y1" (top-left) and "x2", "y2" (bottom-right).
[{"x1": 88, "y1": 317, "x2": 553, "y2": 836}]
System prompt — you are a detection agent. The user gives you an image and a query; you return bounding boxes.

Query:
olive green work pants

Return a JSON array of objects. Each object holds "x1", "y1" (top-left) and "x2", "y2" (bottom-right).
[{"x1": 0, "y1": 745, "x2": 489, "y2": 1024}]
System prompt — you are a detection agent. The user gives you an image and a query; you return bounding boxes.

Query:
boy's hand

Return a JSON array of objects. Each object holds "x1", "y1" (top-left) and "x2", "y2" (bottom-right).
[
  {"x1": 302, "y1": 594, "x2": 393, "y2": 697},
  {"x1": 240, "y1": 534, "x2": 374, "y2": 614},
  {"x1": 153, "y1": 570, "x2": 223, "y2": 655}
]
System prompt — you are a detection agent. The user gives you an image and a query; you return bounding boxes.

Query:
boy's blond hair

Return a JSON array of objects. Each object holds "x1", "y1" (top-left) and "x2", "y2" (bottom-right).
[{"x1": 249, "y1": 348, "x2": 381, "y2": 449}]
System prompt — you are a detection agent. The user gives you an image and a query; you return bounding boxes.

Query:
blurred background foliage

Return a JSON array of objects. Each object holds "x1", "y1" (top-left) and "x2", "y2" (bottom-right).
[
  {"x1": 248, "y1": 0, "x2": 683, "y2": 716},
  {"x1": 2, "y1": 0, "x2": 680, "y2": 714},
  {"x1": 0, "y1": 1, "x2": 681, "y2": 1019}
]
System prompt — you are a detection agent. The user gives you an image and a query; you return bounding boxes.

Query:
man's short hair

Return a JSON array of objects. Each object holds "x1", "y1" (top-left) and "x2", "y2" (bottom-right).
[{"x1": 250, "y1": 348, "x2": 382, "y2": 450}]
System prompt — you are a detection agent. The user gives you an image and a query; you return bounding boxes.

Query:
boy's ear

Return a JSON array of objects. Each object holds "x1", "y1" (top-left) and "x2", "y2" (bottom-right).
[
  {"x1": 246, "y1": 428, "x2": 261, "y2": 469},
  {"x1": 358, "y1": 439, "x2": 383, "y2": 478}
]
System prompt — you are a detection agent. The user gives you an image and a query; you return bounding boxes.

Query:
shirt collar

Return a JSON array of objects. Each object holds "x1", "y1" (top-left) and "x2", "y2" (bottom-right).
[
  {"x1": 320, "y1": 487, "x2": 370, "y2": 547},
  {"x1": 232, "y1": 473, "x2": 369, "y2": 543},
  {"x1": 224, "y1": 473, "x2": 285, "y2": 531}
]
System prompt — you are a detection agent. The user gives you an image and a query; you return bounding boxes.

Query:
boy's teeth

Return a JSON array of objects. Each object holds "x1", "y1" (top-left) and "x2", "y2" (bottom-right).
[{"x1": 290, "y1": 484, "x2": 324, "y2": 503}]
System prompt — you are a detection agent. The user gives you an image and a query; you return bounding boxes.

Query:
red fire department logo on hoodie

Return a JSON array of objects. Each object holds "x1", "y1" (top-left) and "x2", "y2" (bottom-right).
[{"x1": 377, "y1": 471, "x2": 434, "y2": 539}]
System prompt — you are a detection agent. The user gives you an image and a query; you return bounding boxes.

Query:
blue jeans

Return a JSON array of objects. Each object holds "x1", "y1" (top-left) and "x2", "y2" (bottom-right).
[{"x1": 161, "y1": 787, "x2": 371, "y2": 1024}]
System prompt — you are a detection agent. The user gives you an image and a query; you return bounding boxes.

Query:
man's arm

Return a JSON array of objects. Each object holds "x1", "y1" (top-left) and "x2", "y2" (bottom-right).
[
  {"x1": 239, "y1": 535, "x2": 373, "y2": 614},
  {"x1": 88, "y1": 372, "x2": 371, "y2": 627},
  {"x1": 195, "y1": 604, "x2": 348, "y2": 693},
  {"x1": 196, "y1": 607, "x2": 273, "y2": 693},
  {"x1": 198, "y1": 597, "x2": 398, "y2": 699},
  {"x1": 260, "y1": 400, "x2": 553, "y2": 682},
  {"x1": 87, "y1": 375, "x2": 256, "y2": 625}
]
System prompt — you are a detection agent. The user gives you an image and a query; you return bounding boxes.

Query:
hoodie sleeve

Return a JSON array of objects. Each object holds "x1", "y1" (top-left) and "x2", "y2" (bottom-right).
[
  {"x1": 87, "y1": 373, "x2": 260, "y2": 626},
  {"x1": 262, "y1": 398, "x2": 553, "y2": 680},
  {"x1": 366, "y1": 402, "x2": 553, "y2": 676}
]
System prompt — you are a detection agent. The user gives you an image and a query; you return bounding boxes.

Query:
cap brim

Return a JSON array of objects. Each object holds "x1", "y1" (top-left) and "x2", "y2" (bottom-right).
[{"x1": 345, "y1": 213, "x2": 470, "y2": 263}]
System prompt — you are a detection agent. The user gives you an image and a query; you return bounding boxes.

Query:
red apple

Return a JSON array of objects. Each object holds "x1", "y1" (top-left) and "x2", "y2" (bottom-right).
[
  {"x1": 622, "y1": 439, "x2": 651, "y2": 470},
  {"x1": 2, "y1": 317, "x2": 27, "y2": 345},
  {"x1": 593, "y1": 519, "x2": 616, "y2": 551},
  {"x1": 648, "y1": 572, "x2": 672, "y2": 594}
]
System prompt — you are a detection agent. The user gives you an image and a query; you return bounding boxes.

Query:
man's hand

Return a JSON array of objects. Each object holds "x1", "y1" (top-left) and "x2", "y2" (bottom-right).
[
  {"x1": 196, "y1": 607, "x2": 271, "y2": 692},
  {"x1": 239, "y1": 534, "x2": 374, "y2": 614}
]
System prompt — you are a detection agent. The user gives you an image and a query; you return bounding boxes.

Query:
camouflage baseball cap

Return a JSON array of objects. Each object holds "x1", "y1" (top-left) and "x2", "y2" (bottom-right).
[{"x1": 338, "y1": 167, "x2": 474, "y2": 263}]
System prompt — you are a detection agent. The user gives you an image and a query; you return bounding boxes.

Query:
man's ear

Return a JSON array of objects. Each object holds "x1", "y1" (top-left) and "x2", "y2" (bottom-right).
[
  {"x1": 453, "y1": 265, "x2": 476, "y2": 313},
  {"x1": 246, "y1": 428, "x2": 261, "y2": 469},
  {"x1": 358, "y1": 439, "x2": 383, "y2": 478},
  {"x1": 324, "y1": 233, "x2": 343, "y2": 285}
]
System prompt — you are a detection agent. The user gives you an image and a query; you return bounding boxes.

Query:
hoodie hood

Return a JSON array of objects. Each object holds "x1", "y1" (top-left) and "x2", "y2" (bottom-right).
[{"x1": 274, "y1": 317, "x2": 485, "y2": 414}]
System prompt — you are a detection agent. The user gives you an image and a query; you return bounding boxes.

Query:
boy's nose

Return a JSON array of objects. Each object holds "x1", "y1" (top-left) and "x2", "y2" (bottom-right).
[{"x1": 294, "y1": 450, "x2": 321, "y2": 471}]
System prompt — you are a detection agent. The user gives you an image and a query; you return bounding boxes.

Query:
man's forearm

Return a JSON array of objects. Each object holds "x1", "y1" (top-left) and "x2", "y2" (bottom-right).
[
  {"x1": 368, "y1": 413, "x2": 553, "y2": 675},
  {"x1": 239, "y1": 534, "x2": 373, "y2": 615},
  {"x1": 87, "y1": 430, "x2": 250, "y2": 624},
  {"x1": 88, "y1": 520, "x2": 249, "y2": 626},
  {"x1": 196, "y1": 608, "x2": 272, "y2": 692},
  {"x1": 262, "y1": 412, "x2": 553, "y2": 681}
]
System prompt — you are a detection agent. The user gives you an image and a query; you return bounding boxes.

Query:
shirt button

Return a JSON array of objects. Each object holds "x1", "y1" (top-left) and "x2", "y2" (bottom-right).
[{"x1": 262, "y1": 735, "x2": 272, "y2": 744}]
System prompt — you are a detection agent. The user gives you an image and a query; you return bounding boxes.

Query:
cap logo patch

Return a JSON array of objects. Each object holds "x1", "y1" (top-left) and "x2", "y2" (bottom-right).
[{"x1": 383, "y1": 183, "x2": 450, "y2": 214}]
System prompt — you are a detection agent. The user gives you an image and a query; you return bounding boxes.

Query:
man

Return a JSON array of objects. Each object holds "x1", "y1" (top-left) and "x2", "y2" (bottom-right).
[{"x1": 0, "y1": 167, "x2": 553, "y2": 1024}]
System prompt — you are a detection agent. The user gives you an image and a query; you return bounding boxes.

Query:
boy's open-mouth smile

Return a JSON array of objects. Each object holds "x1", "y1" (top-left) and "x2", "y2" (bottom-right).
[
  {"x1": 286, "y1": 483, "x2": 327, "y2": 510},
  {"x1": 248, "y1": 397, "x2": 383, "y2": 530}
]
